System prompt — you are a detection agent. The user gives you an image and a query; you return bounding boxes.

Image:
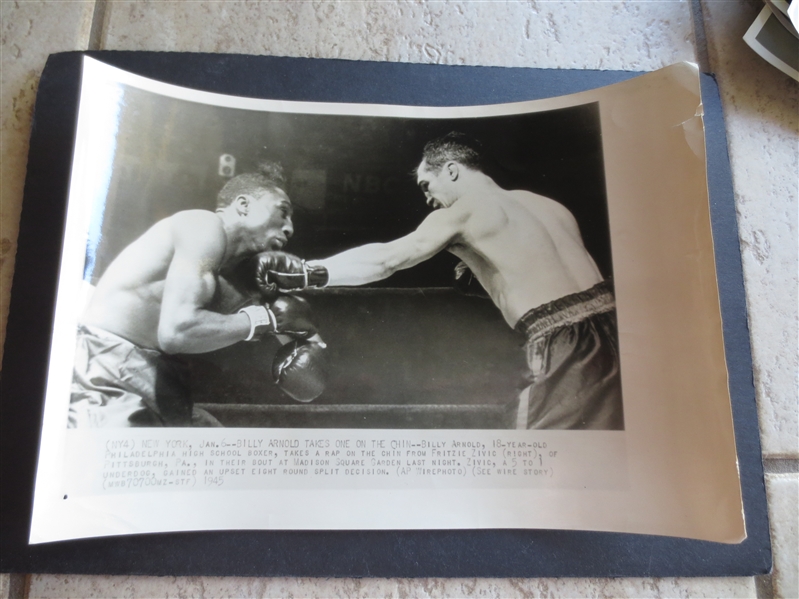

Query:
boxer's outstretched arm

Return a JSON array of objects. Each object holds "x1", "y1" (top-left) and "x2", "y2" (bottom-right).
[
  {"x1": 317, "y1": 206, "x2": 467, "y2": 286},
  {"x1": 158, "y1": 211, "x2": 251, "y2": 354}
]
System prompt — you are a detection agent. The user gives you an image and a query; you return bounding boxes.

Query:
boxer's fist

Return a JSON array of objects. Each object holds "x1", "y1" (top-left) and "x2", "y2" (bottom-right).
[
  {"x1": 267, "y1": 295, "x2": 318, "y2": 340},
  {"x1": 252, "y1": 251, "x2": 329, "y2": 294},
  {"x1": 454, "y1": 261, "x2": 489, "y2": 298},
  {"x1": 272, "y1": 338, "x2": 328, "y2": 402},
  {"x1": 215, "y1": 257, "x2": 278, "y2": 309},
  {"x1": 209, "y1": 272, "x2": 260, "y2": 314}
]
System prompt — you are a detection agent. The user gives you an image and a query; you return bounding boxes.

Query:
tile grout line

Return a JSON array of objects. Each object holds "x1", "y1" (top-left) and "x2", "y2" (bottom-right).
[
  {"x1": 760, "y1": 462, "x2": 796, "y2": 598},
  {"x1": 690, "y1": 0, "x2": 712, "y2": 73},
  {"x1": 5, "y1": 574, "x2": 25, "y2": 599},
  {"x1": 87, "y1": 0, "x2": 108, "y2": 52},
  {"x1": 754, "y1": 458, "x2": 793, "y2": 599},
  {"x1": 692, "y1": 4, "x2": 789, "y2": 599},
  {"x1": 756, "y1": 573, "x2": 774, "y2": 599},
  {"x1": 763, "y1": 458, "x2": 799, "y2": 474},
  {"x1": 687, "y1": 7, "x2": 788, "y2": 599}
]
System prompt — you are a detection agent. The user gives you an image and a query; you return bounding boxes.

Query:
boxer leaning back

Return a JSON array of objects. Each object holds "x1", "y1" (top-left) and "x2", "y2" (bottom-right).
[
  {"x1": 70, "y1": 162, "x2": 327, "y2": 428},
  {"x1": 256, "y1": 132, "x2": 624, "y2": 430}
]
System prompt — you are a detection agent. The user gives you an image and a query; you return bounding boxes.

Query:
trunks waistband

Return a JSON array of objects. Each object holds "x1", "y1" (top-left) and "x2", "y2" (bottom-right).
[{"x1": 514, "y1": 280, "x2": 615, "y2": 340}]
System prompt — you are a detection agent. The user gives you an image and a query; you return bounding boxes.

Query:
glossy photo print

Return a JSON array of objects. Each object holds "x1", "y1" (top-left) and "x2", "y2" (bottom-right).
[
  {"x1": 67, "y1": 65, "x2": 622, "y2": 431},
  {"x1": 28, "y1": 60, "x2": 744, "y2": 544}
]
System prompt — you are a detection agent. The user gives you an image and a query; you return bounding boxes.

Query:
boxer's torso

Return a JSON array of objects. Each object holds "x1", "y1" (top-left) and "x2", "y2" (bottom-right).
[
  {"x1": 82, "y1": 211, "x2": 226, "y2": 350},
  {"x1": 448, "y1": 189, "x2": 602, "y2": 327}
]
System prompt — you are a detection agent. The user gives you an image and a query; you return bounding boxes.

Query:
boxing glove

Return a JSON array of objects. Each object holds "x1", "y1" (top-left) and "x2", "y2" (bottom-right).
[
  {"x1": 266, "y1": 295, "x2": 318, "y2": 340},
  {"x1": 454, "y1": 261, "x2": 489, "y2": 298},
  {"x1": 272, "y1": 338, "x2": 328, "y2": 402},
  {"x1": 209, "y1": 274, "x2": 253, "y2": 314},
  {"x1": 217, "y1": 257, "x2": 278, "y2": 308},
  {"x1": 252, "y1": 251, "x2": 329, "y2": 294}
]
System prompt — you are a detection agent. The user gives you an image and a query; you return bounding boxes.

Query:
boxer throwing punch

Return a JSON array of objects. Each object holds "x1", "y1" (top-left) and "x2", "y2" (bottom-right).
[
  {"x1": 70, "y1": 163, "x2": 327, "y2": 428},
  {"x1": 256, "y1": 133, "x2": 623, "y2": 430}
]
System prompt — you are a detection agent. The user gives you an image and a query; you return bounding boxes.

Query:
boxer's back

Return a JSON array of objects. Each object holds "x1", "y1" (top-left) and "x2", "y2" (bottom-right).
[{"x1": 452, "y1": 189, "x2": 602, "y2": 327}]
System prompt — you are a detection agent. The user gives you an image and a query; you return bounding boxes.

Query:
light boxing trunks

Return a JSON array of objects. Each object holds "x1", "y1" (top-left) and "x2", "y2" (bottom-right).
[
  {"x1": 69, "y1": 324, "x2": 221, "y2": 428},
  {"x1": 514, "y1": 280, "x2": 624, "y2": 430}
]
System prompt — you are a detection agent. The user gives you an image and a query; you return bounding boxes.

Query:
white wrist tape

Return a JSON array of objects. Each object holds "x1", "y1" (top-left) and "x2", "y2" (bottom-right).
[{"x1": 239, "y1": 305, "x2": 275, "y2": 341}]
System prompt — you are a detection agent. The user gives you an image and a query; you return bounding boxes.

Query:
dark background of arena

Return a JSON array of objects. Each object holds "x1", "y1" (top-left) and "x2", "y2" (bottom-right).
[{"x1": 83, "y1": 85, "x2": 612, "y2": 428}]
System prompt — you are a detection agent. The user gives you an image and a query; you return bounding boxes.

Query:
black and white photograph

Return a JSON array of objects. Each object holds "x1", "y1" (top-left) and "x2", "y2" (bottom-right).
[
  {"x1": 68, "y1": 67, "x2": 624, "y2": 431},
  {"x1": 744, "y1": 2, "x2": 799, "y2": 82},
  {"x1": 26, "y1": 59, "x2": 745, "y2": 543}
]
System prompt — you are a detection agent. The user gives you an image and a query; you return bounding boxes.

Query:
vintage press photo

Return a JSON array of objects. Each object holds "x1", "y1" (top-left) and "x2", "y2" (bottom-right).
[
  {"x1": 744, "y1": 3, "x2": 799, "y2": 81},
  {"x1": 69, "y1": 71, "x2": 621, "y2": 433},
  {"x1": 30, "y1": 58, "x2": 744, "y2": 543}
]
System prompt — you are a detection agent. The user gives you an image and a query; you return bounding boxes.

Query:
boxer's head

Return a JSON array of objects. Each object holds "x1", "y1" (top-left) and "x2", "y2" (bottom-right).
[
  {"x1": 217, "y1": 161, "x2": 294, "y2": 252},
  {"x1": 416, "y1": 160, "x2": 460, "y2": 210},
  {"x1": 420, "y1": 132, "x2": 486, "y2": 174},
  {"x1": 417, "y1": 132, "x2": 486, "y2": 209}
]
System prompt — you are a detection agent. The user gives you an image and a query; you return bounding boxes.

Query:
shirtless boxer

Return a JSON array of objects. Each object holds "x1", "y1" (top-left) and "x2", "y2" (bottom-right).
[
  {"x1": 257, "y1": 133, "x2": 623, "y2": 430},
  {"x1": 70, "y1": 163, "x2": 326, "y2": 428}
]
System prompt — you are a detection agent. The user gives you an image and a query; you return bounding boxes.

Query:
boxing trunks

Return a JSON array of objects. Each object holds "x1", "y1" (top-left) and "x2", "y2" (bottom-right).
[
  {"x1": 69, "y1": 324, "x2": 221, "y2": 428},
  {"x1": 514, "y1": 280, "x2": 624, "y2": 430}
]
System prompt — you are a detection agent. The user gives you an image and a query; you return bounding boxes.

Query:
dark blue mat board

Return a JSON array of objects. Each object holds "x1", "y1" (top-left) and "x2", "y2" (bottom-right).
[{"x1": 0, "y1": 51, "x2": 770, "y2": 577}]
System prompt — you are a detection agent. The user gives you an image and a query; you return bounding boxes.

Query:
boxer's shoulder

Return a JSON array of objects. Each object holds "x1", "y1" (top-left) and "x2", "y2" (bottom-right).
[
  {"x1": 169, "y1": 209, "x2": 224, "y2": 235},
  {"x1": 168, "y1": 210, "x2": 226, "y2": 258}
]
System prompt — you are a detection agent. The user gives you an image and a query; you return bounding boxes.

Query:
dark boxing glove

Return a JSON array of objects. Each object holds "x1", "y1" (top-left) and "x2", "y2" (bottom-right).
[
  {"x1": 272, "y1": 338, "x2": 328, "y2": 402},
  {"x1": 212, "y1": 255, "x2": 275, "y2": 312},
  {"x1": 238, "y1": 296, "x2": 318, "y2": 341},
  {"x1": 454, "y1": 261, "x2": 489, "y2": 298},
  {"x1": 266, "y1": 295, "x2": 318, "y2": 340},
  {"x1": 252, "y1": 251, "x2": 329, "y2": 295},
  {"x1": 210, "y1": 272, "x2": 260, "y2": 314}
]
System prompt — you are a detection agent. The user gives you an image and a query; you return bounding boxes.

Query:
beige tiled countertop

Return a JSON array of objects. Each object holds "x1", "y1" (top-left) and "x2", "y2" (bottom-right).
[{"x1": 1, "y1": 1, "x2": 796, "y2": 597}]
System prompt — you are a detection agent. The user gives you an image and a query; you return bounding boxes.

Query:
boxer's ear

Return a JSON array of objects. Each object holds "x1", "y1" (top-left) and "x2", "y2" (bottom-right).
[
  {"x1": 235, "y1": 195, "x2": 250, "y2": 215},
  {"x1": 446, "y1": 161, "x2": 459, "y2": 181}
]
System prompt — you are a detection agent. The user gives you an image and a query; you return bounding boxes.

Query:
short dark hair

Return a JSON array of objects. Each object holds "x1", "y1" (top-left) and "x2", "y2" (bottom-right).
[
  {"x1": 421, "y1": 132, "x2": 486, "y2": 173},
  {"x1": 216, "y1": 161, "x2": 286, "y2": 209}
]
